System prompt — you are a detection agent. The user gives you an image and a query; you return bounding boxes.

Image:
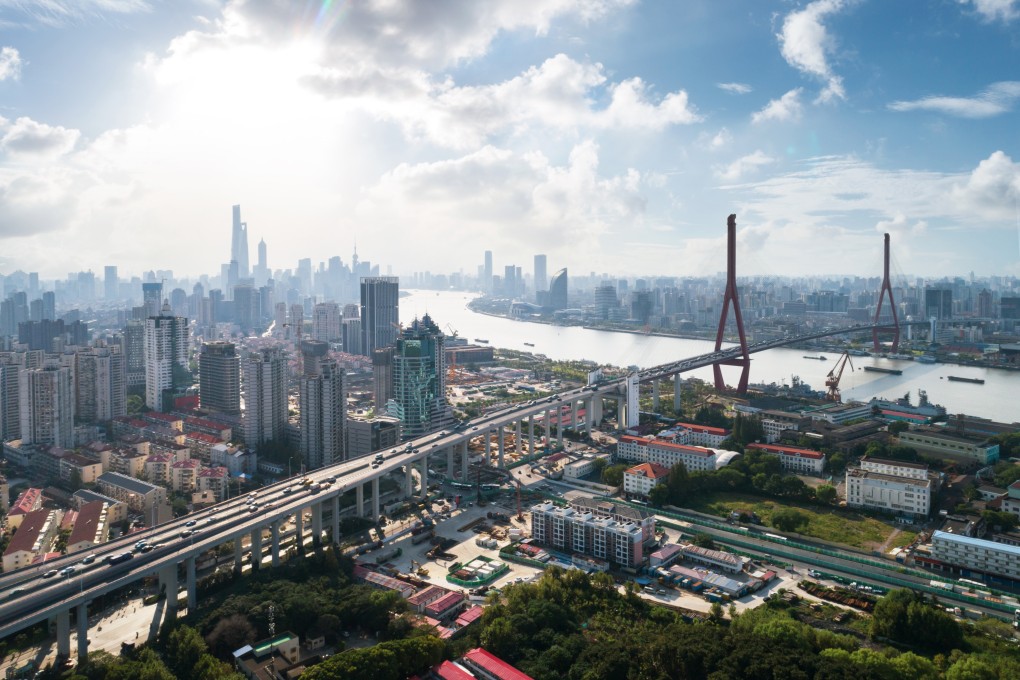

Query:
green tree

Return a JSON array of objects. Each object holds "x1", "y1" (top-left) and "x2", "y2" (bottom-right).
[
  {"x1": 692, "y1": 532, "x2": 715, "y2": 549},
  {"x1": 600, "y1": 464, "x2": 628, "y2": 486},
  {"x1": 648, "y1": 483, "x2": 669, "y2": 507},
  {"x1": 815, "y1": 484, "x2": 838, "y2": 505},
  {"x1": 887, "y1": 420, "x2": 909, "y2": 435},
  {"x1": 770, "y1": 508, "x2": 808, "y2": 532}
]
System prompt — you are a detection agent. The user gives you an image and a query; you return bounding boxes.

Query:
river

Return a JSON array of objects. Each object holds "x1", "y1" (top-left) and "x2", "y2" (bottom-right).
[{"x1": 401, "y1": 290, "x2": 1019, "y2": 424}]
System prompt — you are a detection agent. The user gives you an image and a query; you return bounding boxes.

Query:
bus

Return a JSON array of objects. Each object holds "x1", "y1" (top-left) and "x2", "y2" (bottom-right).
[
  {"x1": 957, "y1": 578, "x2": 989, "y2": 592},
  {"x1": 764, "y1": 533, "x2": 788, "y2": 542},
  {"x1": 451, "y1": 482, "x2": 472, "y2": 490}
]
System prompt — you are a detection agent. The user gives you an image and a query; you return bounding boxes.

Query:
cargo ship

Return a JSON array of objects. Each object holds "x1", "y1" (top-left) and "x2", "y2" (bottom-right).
[
  {"x1": 803, "y1": 355, "x2": 827, "y2": 360},
  {"x1": 474, "y1": 339, "x2": 489, "y2": 344},
  {"x1": 947, "y1": 375, "x2": 984, "y2": 385},
  {"x1": 864, "y1": 366, "x2": 902, "y2": 375},
  {"x1": 523, "y1": 342, "x2": 535, "y2": 347}
]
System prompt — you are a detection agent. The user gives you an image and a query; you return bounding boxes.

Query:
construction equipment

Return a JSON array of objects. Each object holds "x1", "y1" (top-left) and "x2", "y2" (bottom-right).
[
  {"x1": 824, "y1": 351, "x2": 854, "y2": 403},
  {"x1": 410, "y1": 559, "x2": 429, "y2": 577}
]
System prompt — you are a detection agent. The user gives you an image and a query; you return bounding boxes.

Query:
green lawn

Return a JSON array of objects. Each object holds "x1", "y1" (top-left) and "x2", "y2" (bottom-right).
[{"x1": 684, "y1": 492, "x2": 916, "y2": 551}]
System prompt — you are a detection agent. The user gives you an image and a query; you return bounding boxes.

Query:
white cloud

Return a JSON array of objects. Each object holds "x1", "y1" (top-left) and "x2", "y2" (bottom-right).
[
  {"x1": 751, "y1": 88, "x2": 803, "y2": 123},
  {"x1": 714, "y1": 150, "x2": 775, "y2": 181},
  {"x1": 702, "y1": 127, "x2": 731, "y2": 150},
  {"x1": 0, "y1": 1, "x2": 151, "y2": 27},
  {"x1": 357, "y1": 141, "x2": 647, "y2": 265},
  {"x1": 0, "y1": 116, "x2": 80, "y2": 158},
  {"x1": 958, "y1": 0, "x2": 1019, "y2": 23},
  {"x1": 717, "y1": 82, "x2": 752, "y2": 94},
  {"x1": 888, "y1": 81, "x2": 1020, "y2": 118},
  {"x1": 950, "y1": 150, "x2": 1020, "y2": 216},
  {"x1": 777, "y1": 0, "x2": 850, "y2": 103},
  {"x1": 0, "y1": 46, "x2": 21, "y2": 81},
  {"x1": 875, "y1": 212, "x2": 927, "y2": 236}
]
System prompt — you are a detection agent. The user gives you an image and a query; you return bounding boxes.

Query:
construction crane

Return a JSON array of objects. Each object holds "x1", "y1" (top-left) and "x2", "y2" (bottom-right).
[{"x1": 825, "y1": 351, "x2": 854, "y2": 403}]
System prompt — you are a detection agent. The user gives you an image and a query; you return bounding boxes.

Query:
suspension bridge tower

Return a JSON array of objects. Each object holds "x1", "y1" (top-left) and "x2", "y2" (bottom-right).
[
  {"x1": 872, "y1": 232, "x2": 900, "y2": 353},
  {"x1": 713, "y1": 214, "x2": 751, "y2": 393}
]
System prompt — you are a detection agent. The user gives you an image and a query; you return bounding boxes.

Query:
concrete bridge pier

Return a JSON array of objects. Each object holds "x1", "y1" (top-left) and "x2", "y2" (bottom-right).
[
  {"x1": 674, "y1": 374, "x2": 682, "y2": 412},
  {"x1": 484, "y1": 432, "x2": 491, "y2": 468},
  {"x1": 461, "y1": 441, "x2": 469, "y2": 480},
  {"x1": 572, "y1": 400, "x2": 579, "y2": 432},
  {"x1": 528, "y1": 415, "x2": 535, "y2": 460},
  {"x1": 419, "y1": 457, "x2": 429, "y2": 499},
  {"x1": 652, "y1": 381, "x2": 660, "y2": 412},
  {"x1": 251, "y1": 528, "x2": 263, "y2": 569},
  {"x1": 160, "y1": 563, "x2": 179, "y2": 608},
  {"x1": 311, "y1": 502, "x2": 323, "y2": 547},
  {"x1": 557, "y1": 407, "x2": 564, "y2": 447},
  {"x1": 372, "y1": 477, "x2": 380, "y2": 520},
  {"x1": 234, "y1": 539, "x2": 243, "y2": 573},
  {"x1": 590, "y1": 396, "x2": 603, "y2": 428},
  {"x1": 294, "y1": 510, "x2": 304, "y2": 550},
  {"x1": 332, "y1": 495, "x2": 341, "y2": 544},
  {"x1": 76, "y1": 603, "x2": 88, "y2": 660},
  {"x1": 497, "y1": 430, "x2": 505, "y2": 469},
  {"x1": 357, "y1": 483, "x2": 365, "y2": 517},
  {"x1": 185, "y1": 557, "x2": 197, "y2": 611},
  {"x1": 545, "y1": 409, "x2": 553, "y2": 448},
  {"x1": 515, "y1": 420, "x2": 522, "y2": 460},
  {"x1": 446, "y1": 446, "x2": 454, "y2": 478},
  {"x1": 271, "y1": 520, "x2": 281, "y2": 567},
  {"x1": 404, "y1": 465, "x2": 413, "y2": 498},
  {"x1": 55, "y1": 609, "x2": 70, "y2": 658}
]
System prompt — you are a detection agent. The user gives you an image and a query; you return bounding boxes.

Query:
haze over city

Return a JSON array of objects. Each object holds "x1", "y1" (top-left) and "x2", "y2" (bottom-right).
[{"x1": 1, "y1": 0, "x2": 1019, "y2": 278}]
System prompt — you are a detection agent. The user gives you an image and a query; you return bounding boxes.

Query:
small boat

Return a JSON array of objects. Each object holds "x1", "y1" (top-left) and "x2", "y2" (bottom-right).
[
  {"x1": 803, "y1": 355, "x2": 826, "y2": 360},
  {"x1": 523, "y1": 342, "x2": 535, "y2": 347},
  {"x1": 474, "y1": 339, "x2": 489, "y2": 344},
  {"x1": 916, "y1": 355, "x2": 936, "y2": 364},
  {"x1": 864, "y1": 366, "x2": 903, "y2": 375},
  {"x1": 947, "y1": 375, "x2": 984, "y2": 384}
]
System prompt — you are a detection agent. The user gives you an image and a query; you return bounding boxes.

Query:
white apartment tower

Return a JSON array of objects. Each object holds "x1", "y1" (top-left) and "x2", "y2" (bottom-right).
[
  {"x1": 242, "y1": 347, "x2": 287, "y2": 448},
  {"x1": 19, "y1": 362, "x2": 75, "y2": 447},
  {"x1": 144, "y1": 302, "x2": 190, "y2": 412},
  {"x1": 299, "y1": 341, "x2": 346, "y2": 469}
]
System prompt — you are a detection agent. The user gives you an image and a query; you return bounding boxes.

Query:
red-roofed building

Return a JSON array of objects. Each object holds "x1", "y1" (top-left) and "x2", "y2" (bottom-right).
[
  {"x1": 185, "y1": 432, "x2": 224, "y2": 463},
  {"x1": 746, "y1": 443, "x2": 826, "y2": 475},
  {"x1": 425, "y1": 591, "x2": 465, "y2": 621},
  {"x1": 183, "y1": 416, "x2": 232, "y2": 441},
  {"x1": 171, "y1": 458, "x2": 201, "y2": 493},
  {"x1": 60, "y1": 509, "x2": 78, "y2": 530},
  {"x1": 198, "y1": 466, "x2": 228, "y2": 501},
  {"x1": 407, "y1": 585, "x2": 449, "y2": 613},
  {"x1": 3, "y1": 509, "x2": 57, "y2": 572},
  {"x1": 143, "y1": 412, "x2": 183, "y2": 431},
  {"x1": 674, "y1": 422, "x2": 731, "y2": 447},
  {"x1": 623, "y1": 462, "x2": 670, "y2": 498},
  {"x1": 617, "y1": 435, "x2": 720, "y2": 472},
  {"x1": 461, "y1": 648, "x2": 535, "y2": 680},
  {"x1": 7, "y1": 488, "x2": 43, "y2": 529},
  {"x1": 67, "y1": 501, "x2": 109, "y2": 554},
  {"x1": 59, "y1": 453, "x2": 103, "y2": 484},
  {"x1": 435, "y1": 660, "x2": 477, "y2": 680},
  {"x1": 454, "y1": 605, "x2": 484, "y2": 629},
  {"x1": 145, "y1": 452, "x2": 174, "y2": 484}
]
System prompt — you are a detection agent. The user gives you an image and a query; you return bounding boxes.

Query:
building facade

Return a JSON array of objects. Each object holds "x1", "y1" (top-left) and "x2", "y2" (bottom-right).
[
  {"x1": 144, "y1": 303, "x2": 190, "y2": 412},
  {"x1": 745, "y1": 443, "x2": 826, "y2": 475},
  {"x1": 199, "y1": 341, "x2": 241, "y2": 415},
  {"x1": 299, "y1": 340, "x2": 346, "y2": 469},
  {"x1": 623, "y1": 462, "x2": 670, "y2": 498},
  {"x1": 616, "y1": 435, "x2": 718, "y2": 472},
  {"x1": 360, "y1": 276, "x2": 399, "y2": 357},
  {"x1": 930, "y1": 530, "x2": 1020, "y2": 580},
  {"x1": 19, "y1": 362, "x2": 75, "y2": 447},
  {"x1": 385, "y1": 315, "x2": 453, "y2": 439},
  {"x1": 897, "y1": 427, "x2": 1000, "y2": 465},
  {"x1": 845, "y1": 457, "x2": 932, "y2": 517},
  {"x1": 75, "y1": 346, "x2": 126, "y2": 423},
  {"x1": 530, "y1": 501, "x2": 643, "y2": 567},
  {"x1": 242, "y1": 347, "x2": 287, "y2": 448}
]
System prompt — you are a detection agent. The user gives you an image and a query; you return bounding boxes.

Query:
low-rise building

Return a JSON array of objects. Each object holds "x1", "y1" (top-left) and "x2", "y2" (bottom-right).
[
  {"x1": 759, "y1": 410, "x2": 809, "y2": 444},
  {"x1": 745, "y1": 443, "x2": 825, "y2": 475},
  {"x1": 7, "y1": 487, "x2": 43, "y2": 529},
  {"x1": 72, "y1": 489, "x2": 128, "y2": 524},
  {"x1": 460, "y1": 647, "x2": 535, "y2": 680},
  {"x1": 622, "y1": 462, "x2": 670, "y2": 498},
  {"x1": 860, "y1": 456, "x2": 929, "y2": 480},
  {"x1": 671, "y1": 422, "x2": 730, "y2": 447},
  {"x1": 210, "y1": 443, "x2": 257, "y2": 477},
  {"x1": 96, "y1": 471, "x2": 167, "y2": 513},
  {"x1": 617, "y1": 435, "x2": 720, "y2": 472},
  {"x1": 197, "y1": 466, "x2": 228, "y2": 501},
  {"x1": 59, "y1": 453, "x2": 103, "y2": 484},
  {"x1": 425, "y1": 591, "x2": 466, "y2": 622},
  {"x1": 897, "y1": 427, "x2": 1000, "y2": 465},
  {"x1": 171, "y1": 458, "x2": 201, "y2": 493},
  {"x1": 562, "y1": 454, "x2": 609, "y2": 479},
  {"x1": 144, "y1": 452, "x2": 174, "y2": 485},
  {"x1": 530, "y1": 501, "x2": 644, "y2": 567},
  {"x1": 568, "y1": 497, "x2": 656, "y2": 543},
  {"x1": 804, "y1": 401, "x2": 873, "y2": 425},
  {"x1": 346, "y1": 414, "x2": 401, "y2": 459},
  {"x1": 1000, "y1": 481, "x2": 1020, "y2": 520},
  {"x1": 930, "y1": 530, "x2": 1020, "y2": 580},
  {"x1": 2, "y1": 508, "x2": 56, "y2": 571},
  {"x1": 680, "y1": 543, "x2": 747, "y2": 574},
  {"x1": 845, "y1": 460, "x2": 932, "y2": 518},
  {"x1": 66, "y1": 501, "x2": 109, "y2": 554}
]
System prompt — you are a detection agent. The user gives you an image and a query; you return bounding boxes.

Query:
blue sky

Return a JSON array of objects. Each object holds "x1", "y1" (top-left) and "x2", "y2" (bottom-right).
[{"x1": 0, "y1": 0, "x2": 1018, "y2": 281}]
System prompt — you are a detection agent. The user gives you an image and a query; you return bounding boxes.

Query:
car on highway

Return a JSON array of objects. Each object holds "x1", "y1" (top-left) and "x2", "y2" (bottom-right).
[
  {"x1": 106, "y1": 553, "x2": 133, "y2": 565},
  {"x1": 248, "y1": 505, "x2": 260, "y2": 513},
  {"x1": 309, "y1": 483, "x2": 322, "y2": 494},
  {"x1": 180, "y1": 529, "x2": 193, "y2": 538},
  {"x1": 185, "y1": 520, "x2": 197, "y2": 527},
  {"x1": 282, "y1": 487, "x2": 294, "y2": 495},
  {"x1": 140, "y1": 544, "x2": 155, "y2": 553},
  {"x1": 80, "y1": 554, "x2": 96, "y2": 565},
  {"x1": 43, "y1": 569, "x2": 59, "y2": 578},
  {"x1": 59, "y1": 566, "x2": 76, "y2": 577},
  {"x1": 206, "y1": 515, "x2": 218, "y2": 524}
]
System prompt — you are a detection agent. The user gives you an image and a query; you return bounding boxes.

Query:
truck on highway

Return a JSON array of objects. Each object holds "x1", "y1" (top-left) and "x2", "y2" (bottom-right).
[{"x1": 106, "y1": 552, "x2": 133, "y2": 566}]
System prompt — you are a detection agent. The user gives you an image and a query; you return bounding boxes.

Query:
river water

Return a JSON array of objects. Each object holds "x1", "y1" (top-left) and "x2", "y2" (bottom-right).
[{"x1": 401, "y1": 290, "x2": 1019, "y2": 424}]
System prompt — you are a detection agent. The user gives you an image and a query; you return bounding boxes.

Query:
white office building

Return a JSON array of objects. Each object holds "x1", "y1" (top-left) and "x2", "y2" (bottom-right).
[{"x1": 930, "y1": 530, "x2": 1020, "y2": 580}]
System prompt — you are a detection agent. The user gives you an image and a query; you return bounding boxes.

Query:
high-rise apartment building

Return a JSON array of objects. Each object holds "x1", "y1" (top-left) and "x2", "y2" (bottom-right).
[
  {"x1": 19, "y1": 362, "x2": 75, "y2": 447},
  {"x1": 360, "y1": 276, "x2": 399, "y2": 357},
  {"x1": 549, "y1": 268, "x2": 568, "y2": 310},
  {"x1": 533, "y1": 254, "x2": 547, "y2": 297},
  {"x1": 75, "y1": 346, "x2": 126, "y2": 423},
  {"x1": 0, "y1": 357, "x2": 21, "y2": 441},
  {"x1": 242, "y1": 347, "x2": 287, "y2": 448},
  {"x1": 199, "y1": 341, "x2": 240, "y2": 415},
  {"x1": 483, "y1": 251, "x2": 493, "y2": 292},
  {"x1": 231, "y1": 204, "x2": 250, "y2": 277},
  {"x1": 144, "y1": 303, "x2": 190, "y2": 412},
  {"x1": 312, "y1": 302, "x2": 342, "y2": 343},
  {"x1": 142, "y1": 282, "x2": 163, "y2": 318},
  {"x1": 122, "y1": 320, "x2": 146, "y2": 388},
  {"x1": 925, "y1": 287, "x2": 953, "y2": 320},
  {"x1": 104, "y1": 266, "x2": 118, "y2": 301},
  {"x1": 373, "y1": 347, "x2": 394, "y2": 408},
  {"x1": 299, "y1": 340, "x2": 346, "y2": 469},
  {"x1": 385, "y1": 314, "x2": 452, "y2": 439},
  {"x1": 289, "y1": 303, "x2": 304, "y2": 340},
  {"x1": 342, "y1": 318, "x2": 362, "y2": 355}
]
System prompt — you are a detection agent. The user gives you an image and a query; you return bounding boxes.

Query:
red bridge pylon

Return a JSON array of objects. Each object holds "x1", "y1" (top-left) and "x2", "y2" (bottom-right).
[
  {"x1": 872, "y1": 232, "x2": 900, "y2": 353},
  {"x1": 713, "y1": 214, "x2": 750, "y2": 393}
]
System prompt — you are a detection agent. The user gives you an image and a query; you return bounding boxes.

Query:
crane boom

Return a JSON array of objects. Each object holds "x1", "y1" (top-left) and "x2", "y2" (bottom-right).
[{"x1": 824, "y1": 351, "x2": 854, "y2": 403}]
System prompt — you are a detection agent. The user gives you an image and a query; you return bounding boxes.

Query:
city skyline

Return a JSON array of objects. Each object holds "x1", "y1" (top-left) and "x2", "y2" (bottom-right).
[{"x1": 1, "y1": 1, "x2": 1019, "y2": 279}]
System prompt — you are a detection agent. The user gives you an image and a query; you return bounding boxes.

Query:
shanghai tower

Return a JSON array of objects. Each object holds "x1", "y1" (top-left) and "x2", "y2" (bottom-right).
[{"x1": 231, "y1": 204, "x2": 250, "y2": 277}]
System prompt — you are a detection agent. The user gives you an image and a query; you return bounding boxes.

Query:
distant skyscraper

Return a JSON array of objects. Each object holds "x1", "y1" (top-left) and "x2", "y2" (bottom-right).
[
  {"x1": 342, "y1": 317, "x2": 362, "y2": 355},
  {"x1": 386, "y1": 314, "x2": 452, "y2": 439},
  {"x1": 122, "y1": 320, "x2": 146, "y2": 388},
  {"x1": 199, "y1": 341, "x2": 240, "y2": 415},
  {"x1": 254, "y1": 238, "x2": 268, "y2": 284},
  {"x1": 289, "y1": 303, "x2": 304, "y2": 339},
  {"x1": 144, "y1": 302, "x2": 190, "y2": 412},
  {"x1": 299, "y1": 340, "x2": 346, "y2": 469},
  {"x1": 19, "y1": 362, "x2": 74, "y2": 447},
  {"x1": 924, "y1": 288, "x2": 953, "y2": 320},
  {"x1": 243, "y1": 347, "x2": 287, "y2": 448},
  {"x1": 360, "y1": 276, "x2": 399, "y2": 357},
  {"x1": 534, "y1": 254, "x2": 547, "y2": 296},
  {"x1": 41, "y1": 291, "x2": 55, "y2": 321},
  {"x1": 233, "y1": 284, "x2": 257, "y2": 333},
  {"x1": 104, "y1": 266, "x2": 118, "y2": 301},
  {"x1": 231, "y1": 204, "x2": 250, "y2": 277},
  {"x1": 142, "y1": 282, "x2": 163, "y2": 318},
  {"x1": 312, "y1": 302, "x2": 342, "y2": 343},
  {"x1": 549, "y1": 268, "x2": 568, "y2": 310},
  {"x1": 0, "y1": 357, "x2": 21, "y2": 441},
  {"x1": 75, "y1": 346, "x2": 126, "y2": 423},
  {"x1": 483, "y1": 251, "x2": 493, "y2": 292},
  {"x1": 373, "y1": 347, "x2": 394, "y2": 408}
]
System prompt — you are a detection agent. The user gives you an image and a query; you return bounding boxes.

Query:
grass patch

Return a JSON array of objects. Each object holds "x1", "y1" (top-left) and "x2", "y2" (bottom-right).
[
  {"x1": 684, "y1": 492, "x2": 905, "y2": 550},
  {"x1": 890, "y1": 530, "x2": 918, "y2": 549}
]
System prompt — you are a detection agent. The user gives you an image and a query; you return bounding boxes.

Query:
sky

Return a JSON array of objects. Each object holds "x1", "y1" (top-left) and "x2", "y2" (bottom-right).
[{"x1": 0, "y1": 0, "x2": 1019, "y2": 282}]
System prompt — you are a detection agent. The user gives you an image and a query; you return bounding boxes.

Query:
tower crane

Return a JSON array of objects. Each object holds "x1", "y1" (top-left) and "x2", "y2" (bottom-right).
[{"x1": 824, "y1": 351, "x2": 854, "y2": 403}]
